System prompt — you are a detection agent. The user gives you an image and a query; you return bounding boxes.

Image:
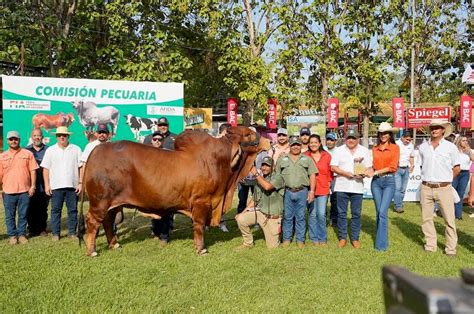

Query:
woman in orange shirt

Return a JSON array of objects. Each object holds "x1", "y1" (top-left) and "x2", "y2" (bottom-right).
[
  {"x1": 305, "y1": 134, "x2": 332, "y2": 245},
  {"x1": 371, "y1": 122, "x2": 400, "y2": 251}
]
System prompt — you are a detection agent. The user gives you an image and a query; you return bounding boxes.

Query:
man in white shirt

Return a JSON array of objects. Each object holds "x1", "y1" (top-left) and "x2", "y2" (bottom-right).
[
  {"x1": 393, "y1": 130, "x2": 415, "y2": 213},
  {"x1": 418, "y1": 120, "x2": 460, "y2": 257},
  {"x1": 41, "y1": 126, "x2": 82, "y2": 241},
  {"x1": 330, "y1": 129, "x2": 372, "y2": 249}
]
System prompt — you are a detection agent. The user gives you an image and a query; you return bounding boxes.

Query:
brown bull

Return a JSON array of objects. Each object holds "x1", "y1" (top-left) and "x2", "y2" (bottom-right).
[
  {"x1": 32, "y1": 112, "x2": 75, "y2": 130},
  {"x1": 82, "y1": 126, "x2": 269, "y2": 256}
]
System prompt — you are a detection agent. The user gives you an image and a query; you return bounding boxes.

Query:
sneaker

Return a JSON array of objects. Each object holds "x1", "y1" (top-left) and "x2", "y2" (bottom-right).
[
  {"x1": 39, "y1": 231, "x2": 48, "y2": 237},
  {"x1": 18, "y1": 235, "x2": 28, "y2": 244},
  {"x1": 469, "y1": 213, "x2": 474, "y2": 218},
  {"x1": 8, "y1": 237, "x2": 17, "y2": 245},
  {"x1": 281, "y1": 240, "x2": 291, "y2": 248},
  {"x1": 68, "y1": 235, "x2": 79, "y2": 240},
  {"x1": 219, "y1": 222, "x2": 229, "y2": 233},
  {"x1": 52, "y1": 235, "x2": 60, "y2": 242},
  {"x1": 297, "y1": 242, "x2": 305, "y2": 249},
  {"x1": 159, "y1": 240, "x2": 168, "y2": 248},
  {"x1": 395, "y1": 208, "x2": 404, "y2": 213}
]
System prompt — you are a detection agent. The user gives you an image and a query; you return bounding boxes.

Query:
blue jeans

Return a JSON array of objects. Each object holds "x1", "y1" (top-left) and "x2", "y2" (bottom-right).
[
  {"x1": 3, "y1": 192, "x2": 30, "y2": 237},
  {"x1": 308, "y1": 195, "x2": 329, "y2": 242},
  {"x1": 282, "y1": 188, "x2": 308, "y2": 243},
  {"x1": 51, "y1": 188, "x2": 78, "y2": 236},
  {"x1": 371, "y1": 175, "x2": 396, "y2": 251},
  {"x1": 336, "y1": 192, "x2": 363, "y2": 241},
  {"x1": 393, "y1": 167, "x2": 410, "y2": 209},
  {"x1": 329, "y1": 180, "x2": 337, "y2": 225},
  {"x1": 452, "y1": 170, "x2": 470, "y2": 219}
]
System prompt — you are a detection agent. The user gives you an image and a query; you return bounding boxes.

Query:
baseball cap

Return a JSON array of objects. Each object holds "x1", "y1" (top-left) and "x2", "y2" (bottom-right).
[
  {"x1": 157, "y1": 117, "x2": 169, "y2": 125},
  {"x1": 6, "y1": 130, "x2": 20, "y2": 139},
  {"x1": 152, "y1": 130, "x2": 164, "y2": 138},
  {"x1": 261, "y1": 156, "x2": 274, "y2": 167},
  {"x1": 345, "y1": 129, "x2": 360, "y2": 139},
  {"x1": 289, "y1": 136, "x2": 302, "y2": 146},
  {"x1": 96, "y1": 124, "x2": 110, "y2": 133},
  {"x1": 277, "y1": 128, "x2": 288, "y2": 136},
  {"x1": 300, "y1": 127, "x2": 311, "y2": 136},
  {"x1": 326, "y1": 133, "x2": 337, "y2": 141}
]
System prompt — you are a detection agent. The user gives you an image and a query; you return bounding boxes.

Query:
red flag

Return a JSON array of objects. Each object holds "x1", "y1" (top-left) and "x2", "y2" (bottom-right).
[
  {"x1": 327, "y1": 98, "x2": 339, "y2": 128},
  {"x1": 392, "y1": 97, "x2": 405, "y2": 128},
  {"x1": 227, "y1": 98, "x2": 238, "y2": 127},
  {"x1": 266, "y1": 98, "x2": 278, "y2": 129},
  {"x1": 460, "y1": 95, "x2": 472, "y2": 128}
]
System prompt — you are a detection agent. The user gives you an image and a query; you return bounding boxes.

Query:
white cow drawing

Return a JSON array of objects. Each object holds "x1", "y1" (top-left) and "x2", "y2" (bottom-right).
[{"x1": 72, "y1": 100, "x2": 120, "y2": 135}]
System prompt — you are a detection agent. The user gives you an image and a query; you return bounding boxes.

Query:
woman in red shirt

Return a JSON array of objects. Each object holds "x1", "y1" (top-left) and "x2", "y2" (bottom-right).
[
  {"x1": 371, "y1": 122, "x2": 400, "y2": 251},
  {"x1": 305, "y1": 134, "x2": 333, "y2": 245}
]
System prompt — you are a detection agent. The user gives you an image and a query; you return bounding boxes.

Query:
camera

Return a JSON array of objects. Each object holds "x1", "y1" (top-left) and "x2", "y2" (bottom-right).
[{"x1": 382, "y1": 265, "x2": 474, "y2": 313}]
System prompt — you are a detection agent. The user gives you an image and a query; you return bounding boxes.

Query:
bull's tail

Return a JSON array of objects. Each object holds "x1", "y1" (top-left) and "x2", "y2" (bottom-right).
[{"x1": 77, "y1": 176, "x2": 87, "y2": 247}]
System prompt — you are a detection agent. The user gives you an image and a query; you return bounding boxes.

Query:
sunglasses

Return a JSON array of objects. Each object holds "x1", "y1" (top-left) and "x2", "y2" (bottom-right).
[
  {"x1": 56, "y1": 134, "x2": 69, "y2": 138},
  {"x1": 152, "y1": 137, "x2": 163, "y2": 142},
  {"x1": 8, "y1": 137, "x2": 19, "y2": 141}
]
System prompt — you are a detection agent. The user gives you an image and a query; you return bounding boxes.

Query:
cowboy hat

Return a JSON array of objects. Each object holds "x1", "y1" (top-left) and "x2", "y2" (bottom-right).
[
  {"x1": 53, "y1": 126, "x2": 73, "y2": 135},
  {"x1": 378, "y1": 122, "x2": 398, "y2": 133},
  {"x1": 429, "y1": 119, "x2": 452, "y2": 138}
]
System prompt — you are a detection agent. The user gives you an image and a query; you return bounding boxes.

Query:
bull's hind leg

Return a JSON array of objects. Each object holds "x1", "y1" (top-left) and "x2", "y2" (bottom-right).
[
  {"x1": 85, "y1": 213, "x2": 101, "y2": 257},
  {"x1": 103, "y1": 209, "x2": 120, "y2": 250},
  {"x1": 192, "y1": 213, "x2": 207, "y2": 255}
]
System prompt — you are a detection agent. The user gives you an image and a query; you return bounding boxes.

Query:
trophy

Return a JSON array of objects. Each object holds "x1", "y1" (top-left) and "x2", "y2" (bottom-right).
[{"x1": 353, "y1": 157, "x2": 365, "y2": 176}]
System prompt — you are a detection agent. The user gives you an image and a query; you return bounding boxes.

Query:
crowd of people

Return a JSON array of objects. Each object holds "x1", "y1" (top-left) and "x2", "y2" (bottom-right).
[
  {"x1": 234, "y1": 120, "x2": 470, "y2": 257},
  {"x1": 0, "y1": 119, "x2": 470, "y2": 257}
]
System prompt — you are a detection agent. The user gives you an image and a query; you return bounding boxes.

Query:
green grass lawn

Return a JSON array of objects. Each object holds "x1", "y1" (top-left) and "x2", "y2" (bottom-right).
[{"x1": 0, "y1": 200, "x2": 473, "y2": 312}]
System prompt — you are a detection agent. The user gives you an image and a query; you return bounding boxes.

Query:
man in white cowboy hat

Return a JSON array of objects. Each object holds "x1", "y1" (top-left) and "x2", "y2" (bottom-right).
[
  {"x1": 418, "y1": 119, "x2": 460, "y2": 257},
  {"x1": 41, "y1": 126, "x2": 82, "y2": 241}
]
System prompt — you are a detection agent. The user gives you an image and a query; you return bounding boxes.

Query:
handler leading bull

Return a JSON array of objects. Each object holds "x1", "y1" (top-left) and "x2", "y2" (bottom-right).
[{"x1": 81, "y1": 126, "x2": 269, "y2": 256}]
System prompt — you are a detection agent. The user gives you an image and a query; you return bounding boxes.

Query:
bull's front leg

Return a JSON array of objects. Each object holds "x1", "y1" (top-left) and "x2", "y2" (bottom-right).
[
  {"x1": 85, "y1": 213, "x2": 101, "y2": 257},
  {"x1": 192, "y1": 213, "x2": 207, "y2": 255}
]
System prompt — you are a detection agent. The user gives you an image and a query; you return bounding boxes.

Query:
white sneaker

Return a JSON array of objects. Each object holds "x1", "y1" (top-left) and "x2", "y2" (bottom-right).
[
  {"x1": 219, "y1": 222, "x2": 229, "y2": 233},
  {"x1": 469, "y1": 213, "x2": 474, "y2": 218}
]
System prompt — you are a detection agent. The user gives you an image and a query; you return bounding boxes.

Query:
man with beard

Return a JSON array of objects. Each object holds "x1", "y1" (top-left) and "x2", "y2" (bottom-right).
[
  {"x1": 270, "y1": 128, "x2": 290, "y2": 162},
  {"x1": 25, "y1": 128, "x2": 49, "y2": 237},
  {"x1": 299, "y1": 127, "x2": 311, "y2": 153},
  {"x1": 324, "y1": 132, "x2": 338, "y2": 227},
  {"x1": 0, "y1": 130, "x2": 38, "y2": 245}
]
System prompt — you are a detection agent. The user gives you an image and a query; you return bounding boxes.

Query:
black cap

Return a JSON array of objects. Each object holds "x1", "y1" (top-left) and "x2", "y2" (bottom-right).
[
  {"x1": 300, "y1": 127, "x2": 311, "y2": 136},
  {"x1": 261, "y1": 156, "x2": 274, "y2": 167},
  {"x1": 152, "y1": 130, "x2": 164, "y2": 138},
  {"x1": 96, "y1": 124, "x2": 110, "y2": 133},
  {"x1": 157, "y1": 117, "x2": 169, "y2": 125},
  {"x1": 402, "y1": 130, "x2": 413, "y2": 138}
]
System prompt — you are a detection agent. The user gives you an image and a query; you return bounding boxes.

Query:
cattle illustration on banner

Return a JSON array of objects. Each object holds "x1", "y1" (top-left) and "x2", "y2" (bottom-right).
[
  {"x1": 460, "y1": 95, "x2": 472, "y2": 129},
  {"x1": 1, "y1": 76, "x2": 184, "y2": 150},
  {"x1": 392, "y1": 97, "x2": 405, "y2": 128}
]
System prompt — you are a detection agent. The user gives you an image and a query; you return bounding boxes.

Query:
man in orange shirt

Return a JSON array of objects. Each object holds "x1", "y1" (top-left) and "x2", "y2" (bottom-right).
[{"x1": 0, "y1": 131, "x2": 38, "y2": 245}]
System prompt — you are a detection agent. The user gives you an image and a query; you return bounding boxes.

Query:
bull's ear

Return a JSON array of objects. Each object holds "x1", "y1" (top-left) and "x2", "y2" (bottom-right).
[{"x1": 230, "y1": 143, "x2": 242, "y2": 168}]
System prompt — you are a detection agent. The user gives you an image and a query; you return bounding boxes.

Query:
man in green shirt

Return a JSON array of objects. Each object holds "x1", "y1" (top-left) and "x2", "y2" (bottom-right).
[
  {"x1": 236, "y1": 156, "x2": 285, "y2": 249},
  {"x1": 275, "y1": 136, "x2": 317, "y2": 248}
]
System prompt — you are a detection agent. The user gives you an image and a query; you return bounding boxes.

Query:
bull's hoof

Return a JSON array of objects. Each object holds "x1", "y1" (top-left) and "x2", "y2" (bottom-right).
[
  {"x1": 111, "y1": 243, "x2": 121, "y2": 250},
  {"x1": 197, "y1": 248, "x2": 208, "y2": 256},
  {"x1": 88, "y1": 251, "x2": 99, "y2": 257}
]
